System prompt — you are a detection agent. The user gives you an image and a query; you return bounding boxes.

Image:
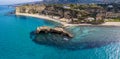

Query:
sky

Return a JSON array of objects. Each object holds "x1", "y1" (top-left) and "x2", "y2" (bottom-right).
[{"x1": 0, "y1": 0, "x2": 42, "y2": 5}]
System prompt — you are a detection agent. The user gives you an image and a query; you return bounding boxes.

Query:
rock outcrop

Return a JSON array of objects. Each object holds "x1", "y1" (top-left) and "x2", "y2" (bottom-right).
[{"x1": 36, "y1": 26, "x2": 73, "y2": 38}]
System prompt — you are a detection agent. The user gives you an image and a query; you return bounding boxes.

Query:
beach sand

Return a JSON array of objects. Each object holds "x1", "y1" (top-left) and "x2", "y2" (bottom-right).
[{"x1": 16, "y1": 13, "x2": 120, "y2": 27}]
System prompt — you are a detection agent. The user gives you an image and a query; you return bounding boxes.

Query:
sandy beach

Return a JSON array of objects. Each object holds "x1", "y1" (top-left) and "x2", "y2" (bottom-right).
[{"x1": 16, "y1": 13, "x2": 120, "y2": 27}]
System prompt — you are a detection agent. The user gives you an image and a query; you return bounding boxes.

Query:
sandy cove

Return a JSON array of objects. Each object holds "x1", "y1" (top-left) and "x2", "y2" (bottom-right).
[{"x1": 16, "y1": 13, "x2": 120, "y2": 27}]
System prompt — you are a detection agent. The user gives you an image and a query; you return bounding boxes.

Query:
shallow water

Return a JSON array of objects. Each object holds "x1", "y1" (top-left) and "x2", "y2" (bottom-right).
[{"x1": 0, "y1": 6, "x2": 120, "y2": 59}]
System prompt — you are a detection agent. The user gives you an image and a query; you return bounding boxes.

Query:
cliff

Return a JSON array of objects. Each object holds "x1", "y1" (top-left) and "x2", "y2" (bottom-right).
[{"x1": 16, "y1": 4, "x2": 46, "y2": 14}]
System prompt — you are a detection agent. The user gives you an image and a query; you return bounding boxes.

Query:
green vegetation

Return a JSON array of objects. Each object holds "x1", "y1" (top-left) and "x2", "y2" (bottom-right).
[
  {"x1": 106, "y1": 18, "x2": 120, "y2": 22},
  {"x1": 16, "y1": 3, "x2": 120, "y2": 24}
]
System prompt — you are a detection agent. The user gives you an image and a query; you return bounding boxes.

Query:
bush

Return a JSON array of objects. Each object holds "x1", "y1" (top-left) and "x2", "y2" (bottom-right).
[{"x1": 90, "y1": 20, "x2": 105, "y2": 24}]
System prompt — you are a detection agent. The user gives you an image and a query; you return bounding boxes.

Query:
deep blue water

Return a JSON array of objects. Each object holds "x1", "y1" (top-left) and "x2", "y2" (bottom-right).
[{"x1": 0, "y1": 6, "x2": 120, "y2": 59}]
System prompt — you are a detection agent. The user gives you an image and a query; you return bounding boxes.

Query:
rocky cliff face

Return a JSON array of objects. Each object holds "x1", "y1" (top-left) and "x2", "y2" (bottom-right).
[{"x1": 16, "y1": 5, "x2": 46, "y2": 14}]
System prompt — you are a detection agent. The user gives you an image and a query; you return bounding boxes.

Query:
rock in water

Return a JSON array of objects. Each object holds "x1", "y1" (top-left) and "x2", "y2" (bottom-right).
[
  {"x1": 36, "y1": 26, "x2": 73, "y2": 38},
  {"x1": 30, "y1": 26, "x2": 73, "y2": 48}
]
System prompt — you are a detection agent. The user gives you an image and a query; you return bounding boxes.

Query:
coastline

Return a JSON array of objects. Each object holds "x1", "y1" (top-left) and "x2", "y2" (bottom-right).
[{"x1": 16, "y1": 13, "x2": 120, "y2": 27}]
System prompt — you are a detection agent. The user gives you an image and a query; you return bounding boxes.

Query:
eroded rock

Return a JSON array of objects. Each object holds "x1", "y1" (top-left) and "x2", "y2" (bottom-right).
[{"x1": 36, "y1": 26, "x2": 73, "y2": 38}]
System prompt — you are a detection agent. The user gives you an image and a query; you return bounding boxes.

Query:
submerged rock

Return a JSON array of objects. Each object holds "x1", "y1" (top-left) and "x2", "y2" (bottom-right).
[
  {"x1": 30, "y1": 26, "x2": 119, "y2": 50},
  {"x1": 30, "y1": 26, "x2": 74, "y2": 49}
]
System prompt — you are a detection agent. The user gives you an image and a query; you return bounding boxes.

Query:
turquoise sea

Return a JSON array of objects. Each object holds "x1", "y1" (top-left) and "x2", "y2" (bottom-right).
[{"x1": 0, "y1": 6, "x2": 120, "y2": 59}]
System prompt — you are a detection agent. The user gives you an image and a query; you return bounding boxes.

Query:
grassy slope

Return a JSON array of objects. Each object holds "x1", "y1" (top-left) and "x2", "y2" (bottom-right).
[{"x1": 106, "y1": 18, "x2": 120, "y2": 22}]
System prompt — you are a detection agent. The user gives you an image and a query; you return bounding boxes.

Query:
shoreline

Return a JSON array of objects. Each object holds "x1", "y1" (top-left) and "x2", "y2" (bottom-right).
[{"x1": 16, "y1": 13, "x2": 120, "y2": 27}]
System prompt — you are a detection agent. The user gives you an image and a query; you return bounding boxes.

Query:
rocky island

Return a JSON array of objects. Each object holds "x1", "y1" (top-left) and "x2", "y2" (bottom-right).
[
  {"x1": 36, "y1": 26, "x2": 73, "y2": 38},
  {"x1": 30, "y1": 26, "x2": 74, "y2": 48}
]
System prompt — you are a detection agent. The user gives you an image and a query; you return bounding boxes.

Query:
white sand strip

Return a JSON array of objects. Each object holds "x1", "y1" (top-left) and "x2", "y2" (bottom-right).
[{"x1": 16, "y1": 13, "x2": 120, "y2": 27}]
